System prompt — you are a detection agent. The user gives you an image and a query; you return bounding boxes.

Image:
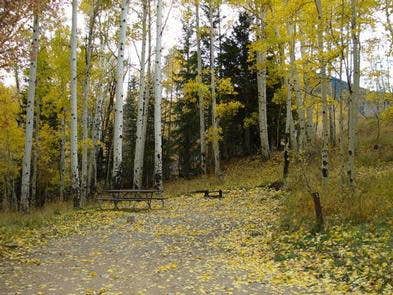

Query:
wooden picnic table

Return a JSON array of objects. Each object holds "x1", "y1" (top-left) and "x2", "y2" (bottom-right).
[{"x1": 97, "y1": 189, "x2": 165, "y2": 209}]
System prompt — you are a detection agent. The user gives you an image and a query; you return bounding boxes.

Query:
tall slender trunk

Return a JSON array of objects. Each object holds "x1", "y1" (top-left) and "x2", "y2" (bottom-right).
[
  {"x1": 112, "y1": 0, "x2": 129, "y2": 187},
  {"x1": 315, "y1": 0, "x2": 329, "y2": 182},
  {"x1": 81, "y1": 5, "x2": 96, "y2": 204},
  {"x1": 285, "y1": 76, "x2": 297, "y2": 149},
  {"x1": 60, "y1": 114, "x2": 66, "y2": 201},
  {"x1": 20, "y1": 13, "x2": 40, "y2": 213},
  {"x1": 31, "y1": 95, "x2": 40, "y2": 206},
  {"x1": 347, "y1": 0, "x2": 360, "y2": 186},
  {"x1": 289, "y1": 24, "x2": 306, "y2": 151},
  {"x1": 196, "y1": 1, "x2": 207, "y2": 174},
  {"x1": 140, "y1": 5, "x2": 152, "y2": 181},
  {"x1": 283, "y1": 75, "x2": 292, "y2": 184},
  {"x1": 133, "y1": 0, "x2": 148, "y2": 189},
  {"x1": 90, "y1": 36, "x2": 107, "y2": 193},
  {"x1": 327, "y1": 42, "x2": 336, "y2": 147},
  {"x1": 209, "y1": 1, "x2": 220, "y2": 176},
  {"x1": 154, "y1": 0, "x2": 163, "y2": 190},
  {"x1": 256, "y1": 15, "x2": 270, "y2": 160},
  {"x1": 70, "y1": 0, "x2": 81, "y2": 207},
  {"x1": 300, "y1": 42, "x2": 314, "y2": 144}
]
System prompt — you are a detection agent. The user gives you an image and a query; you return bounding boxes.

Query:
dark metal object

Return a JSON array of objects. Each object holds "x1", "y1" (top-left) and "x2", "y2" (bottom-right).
[{"x1": 97, "y1": 189, "x2": 165, "y2": 209}]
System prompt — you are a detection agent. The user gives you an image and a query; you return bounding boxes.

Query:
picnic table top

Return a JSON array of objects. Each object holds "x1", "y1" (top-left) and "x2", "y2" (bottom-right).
[{"x1": 104, "y1": 189, "x2": 161, "y2": 193}]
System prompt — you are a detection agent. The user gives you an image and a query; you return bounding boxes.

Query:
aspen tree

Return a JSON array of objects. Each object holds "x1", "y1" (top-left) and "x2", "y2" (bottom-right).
[
  {"x1": 90, "y1": 35, "x2": 106, "y2": 192},
  {"x1": 20, "y1": 13, "x2": 40, "y2": 212},
  {"x1": 300, "y1": 41, "x2": 315, "y2": 144},
  {"x1": 70, "y1": 0, "x2": 81, "y2": 207},
  {"x1": 256, "y1": 11, "x2": 270, "y2": 160},
  {"x1": 347, "y1": 0, "x2": 360, "y2": 186},
  {"x1": 112, "y1": 0, "x2": 129, "y2": 187},
  {"x1": 288, "y1": 23, "x2": 306, "y2": 150},
  {"x1": 315, "y1": 0, "x2": 329, "y2": 181},
  {"x1": 196, "y1": 0, "x2": 207, "y2": 173},
  {"x1": 209, "y1": 0, "x2": 221, "y2": 176},
  {"x1": 81, "y1": 2, "x2": 97, "y2": 204},
  {"x1": 140, "y1": 0, "x2": 152, "y2": 180},
  {"x1": 31, "y1": 95, "x2": 40, "y2": 205},
  {"x1": 60, "y1": 114, "x2": 66, "y2": 201},
  {"x1": 133, "y1": 0, "x2": 148, "y2": 189},
  {"x1": 154, "y1": 0, "x2": 164, "y2": 190}
]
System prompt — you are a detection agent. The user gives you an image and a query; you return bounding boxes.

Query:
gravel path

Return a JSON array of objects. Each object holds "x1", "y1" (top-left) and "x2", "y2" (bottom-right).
[{"x1": 0, "y1": 190, "x2": 301, "y2": 294}]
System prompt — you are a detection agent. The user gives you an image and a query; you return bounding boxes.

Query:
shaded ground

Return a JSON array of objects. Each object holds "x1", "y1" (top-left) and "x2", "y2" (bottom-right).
[{"x1": 0, "y1": 188, "x2": 300, "y2": 294}]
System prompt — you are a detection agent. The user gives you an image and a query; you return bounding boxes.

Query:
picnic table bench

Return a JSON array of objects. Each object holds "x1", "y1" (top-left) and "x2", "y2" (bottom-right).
[
  {"x1": 97, "y1": 189, "x2": 165, "y2": 209},
  {"x1": 191, "y1": 189, "x2": 223, "y2": 198}
]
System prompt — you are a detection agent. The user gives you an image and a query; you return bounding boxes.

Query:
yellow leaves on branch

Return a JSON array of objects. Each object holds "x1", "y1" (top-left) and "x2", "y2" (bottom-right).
[
  {"x1": 217, "y1": 77, "x2": 237, "y2": 96},
  {"x1": 182, "y1": 80, "x2": 209, "y2": 103},
  {"x1": 206, "y1": 126, "x2": 223, "y2": 143},
  {"x1": 243, "y1": 112, "x2": 259, "y2": 128},
  {"x1": 216, "y1": 101, "x2": 244, "y2": 119}
]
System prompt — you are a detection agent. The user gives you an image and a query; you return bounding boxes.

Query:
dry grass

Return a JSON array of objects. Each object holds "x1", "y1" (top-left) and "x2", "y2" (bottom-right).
[
  {"x1": 284, "y1": 119, "x2": 393, "y2": 228},
  {"x1": 0, "y1": 201, "x2": 74, "y2": 231},
  {"x1": 165, "y1": 154, "x2": 282, "y2": 197}
]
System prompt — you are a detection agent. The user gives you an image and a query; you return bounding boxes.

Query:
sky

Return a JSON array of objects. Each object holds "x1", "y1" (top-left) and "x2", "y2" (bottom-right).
[{"x1": 1, "y1": 1, "x2": 392, "y2": 92}]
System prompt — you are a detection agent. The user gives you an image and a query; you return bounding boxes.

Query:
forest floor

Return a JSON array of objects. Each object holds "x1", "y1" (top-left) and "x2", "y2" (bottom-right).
[
  {"x1": 1, "y1": 183, "x2": 391, "y2": 294},
  {"x1": 0, "y1": 188, "x2": 304, "y2": 294}
]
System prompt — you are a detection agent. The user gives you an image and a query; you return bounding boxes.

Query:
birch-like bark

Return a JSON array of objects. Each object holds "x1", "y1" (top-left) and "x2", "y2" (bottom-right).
[
  {"x1": 112, "y1": 0, "x2": 129, "y2": 187},
  {"x1": 154, "y1": 0, "x2": 163, "y2": 190},
  {"x1": 209, "y1": 0, "x2": 220, "y2": 176},
  {"x1": 283, "y1": 75, "x2": 292, "y2": 184},
  {"x1": 256, "y1": 15, "x2": 270, "y2": 160},
  {"x1": 285, "y1": 77, "x2": 296, "y2": 149},
  {"x1": 196, "y1": 1, "x2": 207, "y2": 173},
  {"x1": 289, "y1": 24, "x2": 306, "y2": 150},
  {"x1": 60, "y1": 114, "x2": 66, "y2": 201},
  {"x1": 347, "y1": 0, "x2": 360, "y2": 186},
  {"x1": 70, "y1": 0, "x2": 81, "y2": 207},
  {"x1": 327, "y1": 42, "x2": 336, "y2": 146},
  {"x1": 81, "y1": 5, "x2": 96, "y2": 204},
  {"x1": 300, "y1": 42, "x2": 314, "y2": 144},
  {"x1": 315, "y1": 0, "x2": 329, "y2": 182},
  {"x1": 90, "y1": 42, "x2": 106, "y2": 193},
  {"x1": 31, "y1": 95, "x2": 40, "y2": 206},
  {"x1": 140, "y1": 4, "x2": 152, "y2": 180},
  {"x1": 133, "y1": 0, "x2": 148, "y2": 189},
  {"x1": 20, "y1": 13, "x2": 39, "y2": 212}
]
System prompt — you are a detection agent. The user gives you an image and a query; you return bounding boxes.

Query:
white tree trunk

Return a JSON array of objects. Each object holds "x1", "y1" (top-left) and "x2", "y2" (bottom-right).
[
  {"x1": 81, "y1": 6, "x2": 96, "y2": 205},
  {"x1": 285, "y1": 76, "x2": 297, "y2": 150},
  {"x1": 315, "y1": 0, "x2": 329, "y2": 181},
  {"x1": 60, "y1": 114, "x2": 66, "y2": 201},
  {"x1": 112, "y1": 0, "x2": 129, "y2": 186},
  {"x1": 70, "y1": 0, "x2": 81, "y2": 207},
  {"x1": 90, "y1": 35, "x2": 107, "y2": 192},
  {"x1": 301, "y1": 42, "x2": 315, "y2": 144},
  {"x1": 139, "y1": 2, "x2": 152, "y2": 186},
  {"x1": 31, "y1": 95, "x2": 40, "y2": 206},
  {"x1": 196, "y1": 1, "x2": 207, "y2": 173},
  {"x1": 288, "y1": 24, "x2": 306, "y2": 150},
  {"x1": 154, "y1": 0, "x2": 163, "y2": 190},
  {"x1": 209, "y1": 1, "x2": 220, "y2": 176},
  {"x1": 348, "y1": 0, "x2": 360, "y2": 185},
  {"x1": 133, "y1": 0, "x2": 148, "y2": 189},
  {"x1": 20, "y1": 13, "x2": 40, "y2": 212},
  {"x1": 256, "y1": 16, "x2": 270, "y2": 160}
]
